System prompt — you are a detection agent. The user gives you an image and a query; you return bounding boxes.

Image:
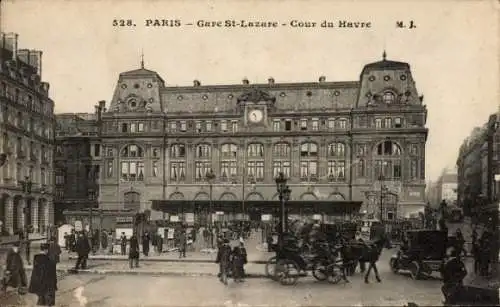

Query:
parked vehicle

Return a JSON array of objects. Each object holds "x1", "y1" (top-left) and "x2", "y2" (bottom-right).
[{"x1": 389, "y1": 229, "x2": 448, "y2": 279}]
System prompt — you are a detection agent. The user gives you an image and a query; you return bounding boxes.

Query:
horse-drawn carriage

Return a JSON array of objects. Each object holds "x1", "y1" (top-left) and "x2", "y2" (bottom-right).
[
  {"x1": 265, "y1": 232, "x2": 346, "y2": 286},
  {"x1": 389, "y1": 229, "x2": 447, "y2": 279}
]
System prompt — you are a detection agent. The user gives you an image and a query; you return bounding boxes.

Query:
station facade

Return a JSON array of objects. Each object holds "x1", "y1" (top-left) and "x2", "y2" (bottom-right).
[{"x1": 58, "y1": 53, "x2": 428, "y2": 227}]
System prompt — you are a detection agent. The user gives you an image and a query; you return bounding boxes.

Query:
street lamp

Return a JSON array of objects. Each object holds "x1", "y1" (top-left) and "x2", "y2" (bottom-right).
[
  {"x1": 21, "y1": 176, "x2": 32, "y2": 237},
  {"x1": 378, "y1": 175, "x2": 387, "y2": 223},
  {"x1": 275, "y1": 172, "x2": 291, "y2": 234},
  {"x1": 205, "y1": 169, "x2": 216, "y2": 248}
]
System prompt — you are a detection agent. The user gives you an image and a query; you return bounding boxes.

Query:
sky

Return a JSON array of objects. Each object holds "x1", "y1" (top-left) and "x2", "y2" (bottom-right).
[{"x1": 1, "y1": 0, "x2": 498, "y2": 182}]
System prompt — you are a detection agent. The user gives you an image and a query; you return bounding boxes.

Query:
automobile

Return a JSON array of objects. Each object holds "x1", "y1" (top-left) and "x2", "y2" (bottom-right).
[{"x1": 389, "y1": 229, "x2": 448, "y2": 280}]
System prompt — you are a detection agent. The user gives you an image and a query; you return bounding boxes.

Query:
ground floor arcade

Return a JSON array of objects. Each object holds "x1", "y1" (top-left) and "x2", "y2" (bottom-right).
[{"x1": 0, "y1": 191, "x2": 54, "y2": 235}]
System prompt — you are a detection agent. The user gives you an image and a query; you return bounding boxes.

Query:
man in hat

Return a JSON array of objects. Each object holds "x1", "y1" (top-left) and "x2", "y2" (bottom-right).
[
  {"x1": 441, "y1": 246, "x2": 467, "y2": 305},
  {"x1": 215, "y1": 238, "x2": 232, "y2": 285},
  {"x1": 2, "y1": 242, "x2": 27, "y2": 293},
  {"x1": 29, "y1": 243, "x2": 57, "y2": 306}
]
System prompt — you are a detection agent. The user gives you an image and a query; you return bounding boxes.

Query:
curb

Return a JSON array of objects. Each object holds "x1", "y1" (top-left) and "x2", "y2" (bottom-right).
[
  {"x1": 0, "y1": 237, "x2": 47, "y2": 246},
  {"x1": 25, "y1": 267, "x2": 268, "y2": 278},
  {"x1": 67, "y1": 256, "x2": 271, "y2": 265}
]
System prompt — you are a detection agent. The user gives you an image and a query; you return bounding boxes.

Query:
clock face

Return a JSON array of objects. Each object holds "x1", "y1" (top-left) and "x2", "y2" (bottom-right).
[{"x1": 248, "y1": 109, "x2": 264, "y2": 123}]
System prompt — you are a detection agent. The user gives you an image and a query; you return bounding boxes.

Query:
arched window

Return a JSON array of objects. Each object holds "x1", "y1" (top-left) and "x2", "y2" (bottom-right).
[
  {"x1": 120, "y1": 145, "x2": 144, "y2": 181},
  {"x1": 247, "y1": 143, "x2": 264, "y2": 158},
  {"x1": 273, "y1": 143, "x2": 291, "y2": 178},
  {"x1": 374, "y1": 141, "x2": 402, "y2": 180},
  {"x1": 383, "y1": 91, "x2": 396, "y2": 104},
  {"x1": 220, "y1": 143, "x2": 238, "y2": 181},
  {"x1": 121, "y1": 145, "x2": 144, "y2": 158},
  {"x1": 195, "y1": 144, "x2": 211, "y2": 159},
  {"x1": 170, "y1": 144, "x2": 186, "y2": 183},
  {"x1": 327, "y1": 143, "x2": 346, "y2": 182},
  {"x1": 246, "y1": 143, "x2": 265, "y2": 182},
  {"x1": 300, "y1": 142, "x2": 318, "y2": 182},
  {"x1": 194, "y1": 143, "x2": 212, "y2": 182}
]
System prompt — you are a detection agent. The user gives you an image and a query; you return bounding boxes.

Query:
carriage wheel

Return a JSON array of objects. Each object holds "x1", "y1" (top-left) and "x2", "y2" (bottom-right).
[
  {"x1": 265, "y1": 256, "x2": 278, "y2": 280},
  {"x1": 275, "y1": 259, "x2": 299, "y2": 286},
  {"x1": 312, "y1": 261, "x2": 329, "y2": 281},
  {"x1": 389, "y1": 258, "x2": 399, "y2": 273},
  {"x1": 409, "y1": 261, "x2": 421, "y2": 280},
  {"x1": 326, "y1": 264, "x2": 344, "y2": 284}
]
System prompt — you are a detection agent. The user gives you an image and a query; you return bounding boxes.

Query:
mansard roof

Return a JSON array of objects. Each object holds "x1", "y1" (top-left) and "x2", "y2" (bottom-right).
[
  {"x1": 119, "y1": 67, "x2": 165, "y2": 83},
  {"x1": 362, "y1": 59, "x2": 410, "y2": 74}
]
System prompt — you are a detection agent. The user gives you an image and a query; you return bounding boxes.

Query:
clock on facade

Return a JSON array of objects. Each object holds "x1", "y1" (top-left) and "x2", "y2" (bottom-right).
[{"x1": 248, "y1": 109, "x2": 264, "y2": 123}]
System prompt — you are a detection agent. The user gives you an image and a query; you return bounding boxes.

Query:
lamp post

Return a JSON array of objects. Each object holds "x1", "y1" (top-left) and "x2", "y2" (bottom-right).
[
  {"x1": 275, "y1": 172, "x2": 291, "y2": 234},
  {"x1": 378, "y1": 175, "x2": 386, "y2": 223},
  {"x1": 205, "y1": 169, "x2": 216, "y2": 248},
  {"x1": 22, "y1": 176, "x2": 32, "y2": 238}
]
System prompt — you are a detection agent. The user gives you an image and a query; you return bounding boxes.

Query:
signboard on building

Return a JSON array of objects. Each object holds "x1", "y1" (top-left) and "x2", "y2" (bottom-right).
[
  {"x1": 185, "y1": 213, "x2": 195, "y2": 224},
  {"x1": 261, "y1": 214, "x2": 272, "y2": 221},
  {"x1": 170, "y1": 215, "x2": 179, "y2": 222},
  {"x1": 313, "y1": 214, "x2": 322, "y2": 221},
  {"x1": 74, "y1": 221, "x2": 83, "y2": 232},
  {"x1": 116, "y1": 217, "x2": 133, "y2": 224}
]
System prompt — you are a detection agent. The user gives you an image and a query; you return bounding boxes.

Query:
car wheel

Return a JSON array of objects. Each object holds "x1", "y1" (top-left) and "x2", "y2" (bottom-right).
[
  {"x1": 409, "y1": 261, "x2": 420, "y2": 280},
  {"x1": 389, "y1": 258, "x2": 399, "y2": 273}
]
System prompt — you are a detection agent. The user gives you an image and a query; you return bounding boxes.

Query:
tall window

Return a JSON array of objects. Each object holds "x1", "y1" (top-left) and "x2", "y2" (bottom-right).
[
  {"x1": 327, "y1": 142, "x2": 346, "y2": 182},
  {"x1": 312, "y1": 118, "x2": 319, "y2": 131},
  {"x1": 220, "y1": 120, "x2": 228, "y2": 132},
  {"x1": 409, "y1": 143, "x2": 419, "y2": 180},
  {"x1": 384, "y1": 118, "x2": 392, "y2": 128},
  {"x1": 195, "y1": 144, "x2": 211, "y2": 158},
  {"x1": 300, "y1": 143, "x2": 318, "y2": 181},
  {"x1": 337, "y1": 118, "x2": 347, "y2": 129},
  {"x1": 375, "y1": 118, "x2": 382, "y2": 129},
  {"x1": 170, "y1": 144, "x2": 186, "y2": 158},
  {"x1": 194, "y1": 143, "x2": 212, "y2": 182},
  {"x1": 247, "y1": 143, "x2": 265, "y2": 182},
  {"x1": 194, "y1": 162, "x2": 211, "y2": 182},
  {"x1": 220, "y1": 144, "x2": 238, "y2": 181},
  {"x1": 180, "y1": 121, "x2": 187, "y2": 132},
  {"x1": 374, "y1": 141, "x2": 402, "y2": 179},
  {"x1": 383, "y1": 91, "x2": 396, "y2": 104},
  {"x1": 273, "y1": 143, "x2": 291, "y2": 178},
  {"x1": 328, "y1": 118, "x2": 335, "y2": 130},
  {"x1": 231, "y1": 121, "x2": 238, "y2": 133},
  {"x1": 120, "y1": 145, "x2": 145, "y2": 181},
  {"x1": 300, "y1": 119, "x2": 308, "y2": 131},
  {"x1": 273, "y1": 120, "x2": 280, "y2": 132},
  {"x1": 170, "y1": 143, "x2": 186, "y2": 182}
]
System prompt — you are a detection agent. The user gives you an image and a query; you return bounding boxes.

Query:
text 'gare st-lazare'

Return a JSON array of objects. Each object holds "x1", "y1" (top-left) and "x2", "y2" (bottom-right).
[
  {"x1": 142, "y1": 19, "x2": 372, "y2": 28},
  {"x1": 58, "y1": 52, "x2": 427, "y2": 230}
]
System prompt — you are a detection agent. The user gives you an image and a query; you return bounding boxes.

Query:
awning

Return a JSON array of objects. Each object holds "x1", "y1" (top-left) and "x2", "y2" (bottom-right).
[{"x1": 151, "y1": 199, "x2": 362, "y2": 215}]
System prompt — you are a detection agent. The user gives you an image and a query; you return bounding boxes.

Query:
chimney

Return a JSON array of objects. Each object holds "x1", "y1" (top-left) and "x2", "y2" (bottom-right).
[
  {"x1": 4, "y1": 33, "x2": 18, "y2": 60},
  {"x1": 268, "y1": 77, "x2": 275, "y2": 84},
  {"x1": 319, "y1": 76, "x2": 326, "y2": 83},
  {"x1": 98, "y1": 100, "x2": 106, "y2": 110},
  {"x1": 40, "y1": 82, "x2": 50, "y2": 95},
  {"x1": 29, "y1": 50, "x2": 42, "y2": 78},
  {"x1": 193, "y1": 80, "x2": 201, "y2": 87},
  {"x1": 17, "y1": 49, "x2": 30, "y2": 64},
  {"x1": 242, "y1": 78, "x2": 249, "y2": 85}
]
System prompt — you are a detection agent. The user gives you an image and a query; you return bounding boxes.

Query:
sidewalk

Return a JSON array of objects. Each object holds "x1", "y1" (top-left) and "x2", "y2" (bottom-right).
[
  {"x1": 25, "y1": 260, "x2": 270, "y2": 278},
  {"x1": 463, "y1": 256, "x2": 500, "y2": 290}
]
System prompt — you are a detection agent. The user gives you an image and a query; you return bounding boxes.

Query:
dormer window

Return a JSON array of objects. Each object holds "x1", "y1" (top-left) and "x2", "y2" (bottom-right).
[
  {"x1": 383, "y1": 91, "x2": 395, "y2": 104},
  {"x1": 130, "y1": 99, "x2": 137, "y2": 108}
]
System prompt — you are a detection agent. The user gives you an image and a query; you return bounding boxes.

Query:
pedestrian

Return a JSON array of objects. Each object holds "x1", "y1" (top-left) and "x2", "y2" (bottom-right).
[
  {"x1": 479, "y1": 228, "x2": 492, "y2": 276},
  {"x1": 129, "y1": 233, "x2": 140, "y2": 269},
  {"x1": 47, "y1": 237, "x2": 61, "y2": 264},
  {"x1": 120, "y1": 232, "x2": 127, "y2": 256},
  {"x1": 216, "y1": 239, "x2": 232, "y2": 285},
  {"x1": 157, "y1": 234, "x2": 164, "y2": 254},
  {"x1": 471, "y1": 227, "x2": 479, "y2": 274},
  {"x1": 74, "y1": 233, "x2": 91, "y2": 270},
  {"x1": 28, "y1": 243, "x2": 57, "y2": 306},
  {"x1": 63, "y1": 232, "x2": 69, "y2": 251},
  {"x1": 101, "y1": 230, "x2": 108, "y2": 251},
  {"x1": 454, "y1": 228, "x2": 466, "y2": 256},
  {"x1": 142, "y1": 231, "x2": 150, "y2": 256},
  {"x1": 231, "y1": 241, "x2": 247, "y2": 282},
  {"x1": 69, "y1": 230, "x2": 77, "y2": 253},
  {"x1": 441, "y1": 246, "x2": 467, "y2": 305},
  {"x1": 24, "y1": 232, "x2": 31, "y2": 265},
  {"x1": 178, "y1": 230, "x2": 187, "y2": 258},
  {"x1": 363, "y1": 232, "x2": 387, "y2": 283},
  {"x1": 2, "y1": 242, "x2": 28, "y2": 294}
]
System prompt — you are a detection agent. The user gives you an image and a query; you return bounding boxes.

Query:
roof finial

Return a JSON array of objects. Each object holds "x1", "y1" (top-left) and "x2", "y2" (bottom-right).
[
  {"x1": 382, "y1": 50, "x2": 387, "y2": 61},
  {"x1": 140, "y1": 49, "x2": 144, "y2": 69}
]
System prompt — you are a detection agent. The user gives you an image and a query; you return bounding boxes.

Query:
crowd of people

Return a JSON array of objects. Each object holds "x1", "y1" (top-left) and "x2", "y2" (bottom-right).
[{"x1": 1, "y1": 236, "x2": 61, "y2": 306}]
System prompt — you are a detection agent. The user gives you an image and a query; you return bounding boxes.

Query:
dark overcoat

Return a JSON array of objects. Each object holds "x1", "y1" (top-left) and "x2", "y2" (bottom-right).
[
  {"x1": 28, "y1": 253, "x2": 57, "y2": 295},
  {"x1": 5, "y1": 251, "x2": 27, "y2": 288},
  {"x1": 129, "y1": 236, "x2": 140, "y2": 259}
]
